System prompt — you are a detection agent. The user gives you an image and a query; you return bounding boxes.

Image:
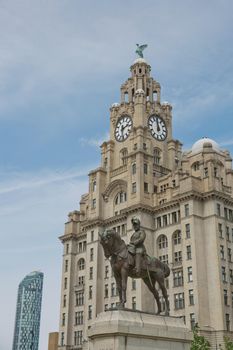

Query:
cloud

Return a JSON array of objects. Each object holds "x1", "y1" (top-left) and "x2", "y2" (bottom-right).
[{"x1": 79, "y1": 132, "x2": 110, "y2": 147}]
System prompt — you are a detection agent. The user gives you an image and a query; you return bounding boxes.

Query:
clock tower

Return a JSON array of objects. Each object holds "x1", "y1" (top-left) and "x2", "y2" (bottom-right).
[{"x1": 58, "y1": 51, "x2": 233, "y2": 349}]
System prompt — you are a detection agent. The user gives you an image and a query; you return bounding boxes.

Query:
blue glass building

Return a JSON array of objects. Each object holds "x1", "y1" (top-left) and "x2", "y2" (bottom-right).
[{"x1": 12, "y1": 271, "x2": 44, "y2": 350}]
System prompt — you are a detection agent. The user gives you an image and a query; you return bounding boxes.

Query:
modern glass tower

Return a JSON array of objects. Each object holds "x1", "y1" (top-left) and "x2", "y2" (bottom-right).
[{"x1": 12, "y1": 271, "x2": 44, "y2": 350}]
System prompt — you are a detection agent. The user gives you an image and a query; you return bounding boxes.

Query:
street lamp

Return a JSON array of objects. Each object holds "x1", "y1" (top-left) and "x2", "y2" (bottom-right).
[{"x1": 203, "y1": 325, "x2": 217, "y2": 350}]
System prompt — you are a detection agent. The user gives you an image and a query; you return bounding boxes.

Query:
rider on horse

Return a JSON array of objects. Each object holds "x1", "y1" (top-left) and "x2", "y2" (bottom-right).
[{"x1": 128, "y1": 217, "x2": 146, "y2": 276}]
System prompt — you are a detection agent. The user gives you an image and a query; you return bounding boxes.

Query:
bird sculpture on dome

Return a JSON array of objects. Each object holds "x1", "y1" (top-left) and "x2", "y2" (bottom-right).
[{"x1": 135, "y1": 44, "x2": 148, "y2": 58}]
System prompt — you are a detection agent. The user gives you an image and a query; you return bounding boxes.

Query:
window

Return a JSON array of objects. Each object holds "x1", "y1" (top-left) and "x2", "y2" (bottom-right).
[
  {"x1": 62, "y1": 313, "x2": 65, "y2": 326},
  {"x1": 158, "y1": 235, "x2": 168, "y2": 249},
  {"x1": 193, "y1": 162, "x2": 199, "y2": 171},
  {"x1": 105, "y1": 265, "x2": 109, "y2": 279},
  {"x1": 91, "y1": 230, "x2": 94, "y2": 242},
  {"x1": 159, "y1": 255, "x2": 168, "y2": 264},
  {"x1": 61, "y1": 332, "x2": 64, "y2": 346},
  {"x1": 143, "y1": 143, "x2": 147, "y2": 150},
  {"x1": 90, "y1": 248, "x2": 94, "y2": 261},
  {"x1": 153, "y1": 148, "x2": 161, "y2": 164},
  {"x1": 217, "y1": 203, "x2": 221, "y2": 216},
  {"x1": 89, "y1": 267, "x2": 93, "y2": 280},
  {"x1": 228, "y1": 248, "x2": 232, "y2": 262},
  {"x1": 174, "y1": 251, "x2": 182, "y2": 263},
  {"x1": 218, "y1": 223, "x2": 223, "y2": 238},
  {"x1": 132, "y1": 163, "x2": 136, "y2": 174},
  {"x1": 230, "y1": 269, "x2": 233, "y2": 284},
  {"x1": 121, "y1": 149, "x2": 128, "y2": 165},
  {"x1": 65, "y1": 260, "x2": 68, "y2": 272},
  {"x1": 204, "y1": 167, "x2": 208, "y2": 177},
  {"x1": 75, "y1": 311, "x2": 84, "y2": 325},
  {"x1": 190, "y1": 313, "x2": 195, "y2": 329},
  {"x1": 88, "y1": 305, "x2": 92, "y2": 320},
  {"x1": 104, "y1": 284, "x2": 109, "y2": 298},
  {"x1": 226, "y1": 227, "x2": 230, "y2": 241},
  {"x1": 144, "y1": 182, "x2": 149, "y2": 192},
  {"x1": 92, "y1": 198, "x2": 96, "y2": 209},
  {"x1": 163, "y1": 215, "x2": 168, "y2": 226},
  {"x1": 64, "y1": 277, "x2": 67, "y2": 289},
  {"x1": 174, "y1": 293, "x2": 185, "y2": 309},
  {"x1": 63, "y1": 295, "x2": 66, "y2": 307},
  {"x1": 222, "y1": 266, "x2": 227, "y2": 282},
  {"x1": 132, "y1": 297, "x2": 136, "y2": 310},
  {"x1": 185, "y1": 224, "x2": 191, "y2": 238},
  {"x1": 188, "y1": 267, "x2": 193, "y2": 282},
  {"x1": 189, "y1": 289, "x2": 194, "y2": 305},
  {"x1": 132, "y1": 279, "x2": 136, "y2": 290},
  {"x1": 173, "y1": 270, "x2": 183, "y2": 287},
  {"x1": 115, "y1": 191, "x2": 127, "y2": 204},
  {"x1": 75, "y1": 291, "x2": 84, "y2": 306},
  {"x1": 173, "y1": 231, "x2": 181, "y2": 245},
  {"x1": 74, "y1": 330, "x2": 83, "y2": 346},
  {"x1": 144, "y1": 163, "x2": 148, "y2": 174},
  {"x1": 122, "y1": 224, "x2": 126, "y2": 236},
  {"x1": 226, "y1": 313, "x2": 230, "y2": 331},
  {"x1": 157, "y1": 216, "x2": 162, "y2": 228},
  {"x1": 184, "y1": 204, "x2": 189, "y2": 217},
  {"x1": 132, "y1": 182, "x2": 136, "y2": 193},
  {"x1": 224, "y1": 289, "x2": 228, "y2": 306},
  {"x1": 66, "y1": 244, "x2": 69, "y2": 254},
  {"x1": 89, "y1": 285, "x2": 93, "y2": 299},
  {"x1": 220, "y1": 245, "x2": 225, "y2": 260},
  {"x1": 78, "y1": 276, "x2": 84, "y2": 286},
  {"x1": 111, "y1": 283, "x2": 116, "y2": 297},
  {"x1": 78, "y1": 258, "x2": 85, "y2": 270},
  {"x1": 187, "y1": 245, "x2": 192, "y2": 260},
  {"x1": 224, "y1": 208, "x2": 228, "y2": 220},
  {"x1": 172, "y1": 211, "x2": 178, "y2": 224},
  {"x1": 92, "y1": 180, "x2": 96, "y2": 192}
]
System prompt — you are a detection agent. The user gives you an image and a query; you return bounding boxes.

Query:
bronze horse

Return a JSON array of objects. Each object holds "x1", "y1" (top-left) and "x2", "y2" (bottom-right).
[{"x1": 99, "y1": 229, "x2": 170, "y2": 315}]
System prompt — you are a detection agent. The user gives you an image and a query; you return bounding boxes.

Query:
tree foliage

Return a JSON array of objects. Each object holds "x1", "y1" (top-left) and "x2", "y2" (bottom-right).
[
  {"x1": 190, "y1": 324, "x2": 210, "y2": 350},
  {"x1": 224, "y1": 336, "x2": 233, "y2": 350}
]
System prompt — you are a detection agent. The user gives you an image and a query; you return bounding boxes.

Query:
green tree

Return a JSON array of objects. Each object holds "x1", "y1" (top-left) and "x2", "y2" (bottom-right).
[
  {"x1": 224, "y1": 336, "x2": 233, "y2": 350},
  {"x1": 191, "y1": 324, "x2": 210, "y2": 350}
]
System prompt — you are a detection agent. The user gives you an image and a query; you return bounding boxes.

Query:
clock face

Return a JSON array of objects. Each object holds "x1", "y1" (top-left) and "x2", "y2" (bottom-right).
[
  {"x1": 115, "y1": 115, "x2": 132, "y2": 142},
  {"x1": 148, "y1": 114, "x2": 167, "y2": 141}
]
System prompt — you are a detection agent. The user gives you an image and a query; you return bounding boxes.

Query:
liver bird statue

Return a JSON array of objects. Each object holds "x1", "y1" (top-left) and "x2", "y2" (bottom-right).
[{"x1": 135, "y1": 44, "x2": 148, "y2": 58}]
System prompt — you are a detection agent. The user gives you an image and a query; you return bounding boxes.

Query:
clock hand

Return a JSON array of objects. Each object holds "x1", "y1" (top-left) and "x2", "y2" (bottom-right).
[{"x1": 156, "y1": 118, "x2": 161, "y2": 132}]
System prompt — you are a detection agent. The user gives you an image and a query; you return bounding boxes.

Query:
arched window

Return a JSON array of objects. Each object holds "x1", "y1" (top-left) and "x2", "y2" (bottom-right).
[
  {"x1": 173, "y1": 231, "x2": 181, "y2": 245},
  {"x1": 153, "y1": 148, "x2": 161, "y2": 165},
  {"x1": 158, "y1": 235, "x2": 168, "y2": 249},
  {"x1": 192, "y1": 162, "x2": 199, "y2": 171},
  {"x1": 92, "y1": 180, "x2": 96, "y2": 192},
  {"x1": 115, "y1": 192, "x2": 127, "y2": 205},
  {"x1": 78, "y1": 258, "x2": 85, "y2": 270}
]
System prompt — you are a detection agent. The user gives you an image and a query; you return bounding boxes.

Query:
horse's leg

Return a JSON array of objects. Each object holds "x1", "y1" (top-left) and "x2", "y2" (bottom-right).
[
  {"x1": 121, "y1": 266, "x2": 128, "y2": 308},
  {"x1": 158, "y1": 277, "x2": 169, "y2": 316},
  {"x1": 143, "y1": 275, "x2": 162, "y2": 315},
  {"x1": 114, "y1": 270, "x2": 123, "y2": 306}
]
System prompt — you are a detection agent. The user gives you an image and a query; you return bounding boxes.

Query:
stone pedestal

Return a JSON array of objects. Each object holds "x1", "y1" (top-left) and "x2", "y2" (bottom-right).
[{"x1": 88, "y1": 309, "x2": 192, "y2": 350}]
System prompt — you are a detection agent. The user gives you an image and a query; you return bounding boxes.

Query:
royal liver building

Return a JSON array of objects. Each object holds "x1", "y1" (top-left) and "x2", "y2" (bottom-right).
[{"x1": 58, "y1": 55, "x2": 233, "y2": 349}]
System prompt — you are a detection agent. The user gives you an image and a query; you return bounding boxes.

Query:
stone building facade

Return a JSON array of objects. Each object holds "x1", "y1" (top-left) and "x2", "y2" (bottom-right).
[{"x1": 58, "y1": 57, "x2": 233, "y2": 349}]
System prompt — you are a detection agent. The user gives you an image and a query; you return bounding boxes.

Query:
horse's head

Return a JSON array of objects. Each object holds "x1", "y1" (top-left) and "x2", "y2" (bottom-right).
[{"x1": 99, "y1": 229, "x2": 116, "y2": 258}]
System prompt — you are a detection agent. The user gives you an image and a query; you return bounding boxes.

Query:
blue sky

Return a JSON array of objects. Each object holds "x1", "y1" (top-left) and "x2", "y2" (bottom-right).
[{"x1": 1, "y1": 0, "x2": 233, "y2": 349}]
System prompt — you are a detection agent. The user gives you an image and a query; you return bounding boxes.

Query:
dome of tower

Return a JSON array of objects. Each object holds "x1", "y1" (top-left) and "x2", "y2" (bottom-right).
[
  {"x1": 191, "y1": 137, "x2": 220, "y2": 154},
  {"x1": 111, "y1": 102, "x2": 120, "y2": 108},
  {"x1": 133, "y1": 58, "x2": 148, "y2": 64}
]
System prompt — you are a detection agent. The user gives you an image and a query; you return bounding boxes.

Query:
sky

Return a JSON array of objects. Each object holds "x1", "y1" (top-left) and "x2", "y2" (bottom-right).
[{"x1": 1, "y1": 0, "x2": 233, "y2": 349}]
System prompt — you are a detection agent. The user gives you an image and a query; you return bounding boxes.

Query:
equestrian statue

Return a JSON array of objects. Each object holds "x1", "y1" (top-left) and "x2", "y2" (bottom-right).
[{"x1": 99, "y1": 217, "x2": 170, "y2": 315}]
